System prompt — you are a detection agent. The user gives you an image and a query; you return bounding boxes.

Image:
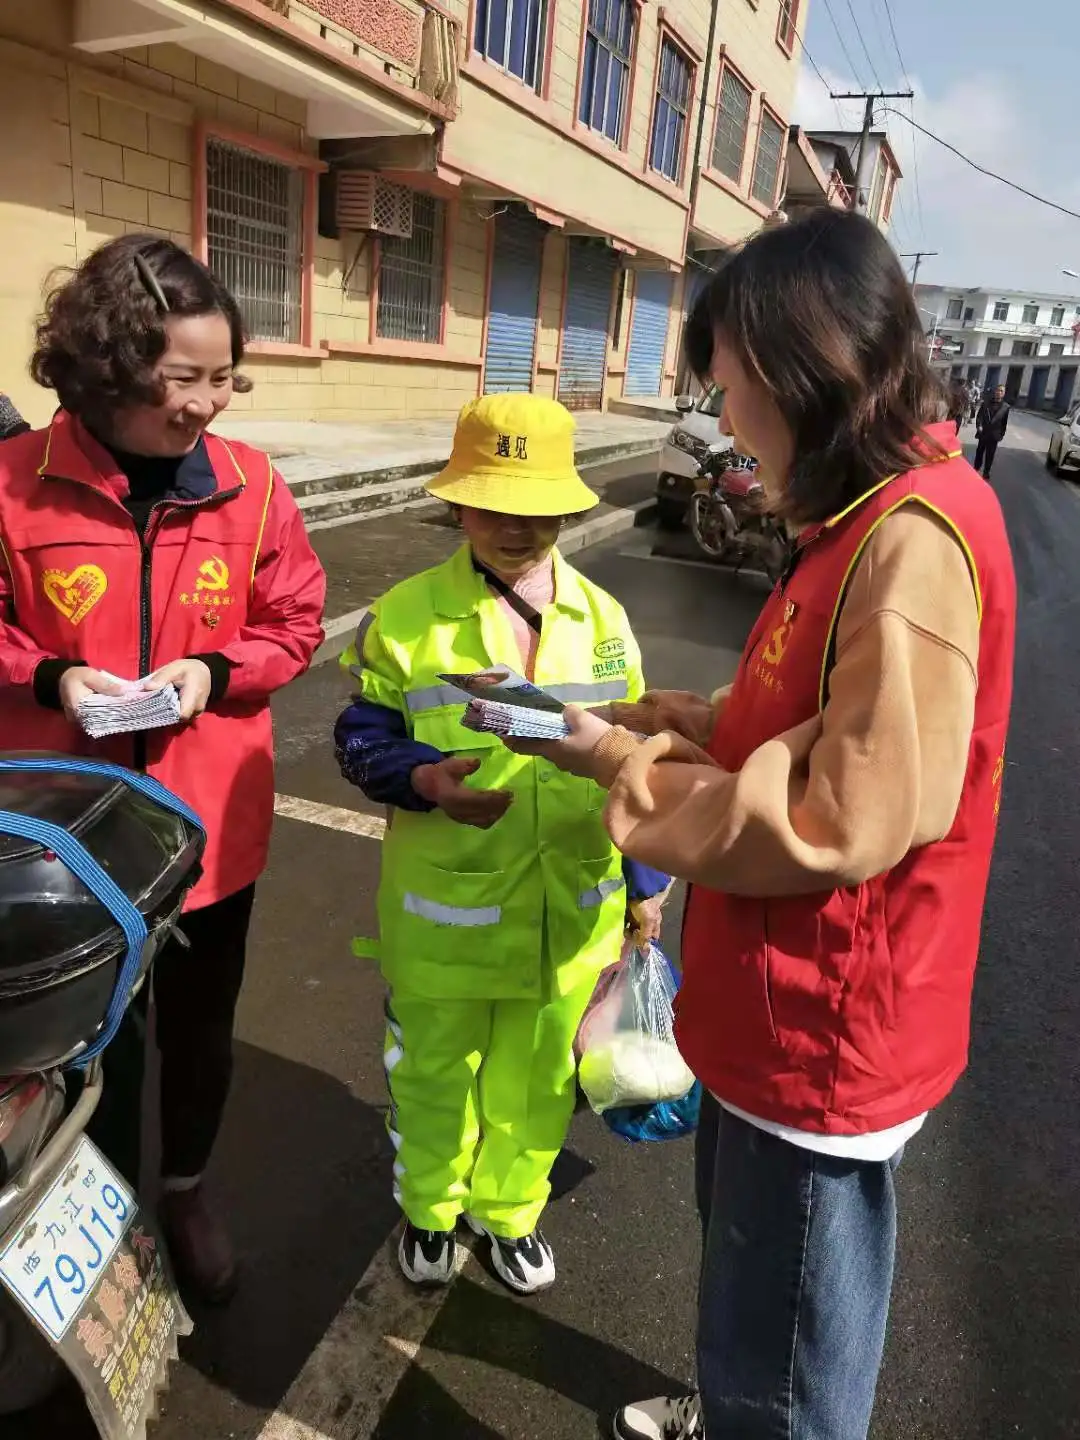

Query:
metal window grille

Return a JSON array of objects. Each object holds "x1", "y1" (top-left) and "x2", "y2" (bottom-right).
[
  {"x1": 712, "y1": 66, "x2": 751, "y2": 182},
  {"x1": 376, "y1": 193, "x2": 446, "y2": 344},
  {"x1": 206, "y1": 139, "x2": 303, "y2": 344},
  {"x1": 579, "y1": 0, "x2": 634, "y2": 144},
  {"x1": 473, "y1": 0, "x2": 547, "y2": 90},
  {"x1": 649, "y1": 38, "x2": 691, "y2": 182},
  {"x1": 750, "y1": 111, "x2": 784, "y2": 207},
  {"x1": 985, "y1": 338, "x2": 1002, "y2": 356},
  {"x1": 777, "y1": 0, "x2": 798, "y2": 48},
  {"x1": 993, "y1": 302, "x2": 1009, "y2": 321}
]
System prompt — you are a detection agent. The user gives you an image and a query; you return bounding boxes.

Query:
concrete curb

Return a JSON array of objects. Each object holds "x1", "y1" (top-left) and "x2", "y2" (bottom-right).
[{"x1": 310, "y1": 499, "x2": 655, "y2": 668}]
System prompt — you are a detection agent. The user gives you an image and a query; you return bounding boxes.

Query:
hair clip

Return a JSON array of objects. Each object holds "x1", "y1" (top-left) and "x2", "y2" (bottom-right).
[{"x1": 134, "y1": 252, "x2": 170, "y2": 313}]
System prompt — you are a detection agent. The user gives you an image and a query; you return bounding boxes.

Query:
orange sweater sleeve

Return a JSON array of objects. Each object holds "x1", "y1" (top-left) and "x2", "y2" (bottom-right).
[{"x1": 595, "y1": 508, "x2": 980, "y2": 897}]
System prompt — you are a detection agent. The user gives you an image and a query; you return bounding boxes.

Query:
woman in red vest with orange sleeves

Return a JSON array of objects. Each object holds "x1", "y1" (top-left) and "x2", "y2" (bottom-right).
[
  {"x1": 0, "y1": 237, "x2": 326, "y2": 1304},
  {"x1": 507, "y1": 210, "x2": 1016, "y2": 1440}
]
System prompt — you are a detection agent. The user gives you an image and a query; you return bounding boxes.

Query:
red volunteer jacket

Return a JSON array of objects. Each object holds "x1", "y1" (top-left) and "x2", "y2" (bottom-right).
[
  {"x1": 678, "y1": 431, "x2": 1016, "y2": 1134},
  {"x1": 0, "y1": 412, "x2": 327, "y2": 907}
]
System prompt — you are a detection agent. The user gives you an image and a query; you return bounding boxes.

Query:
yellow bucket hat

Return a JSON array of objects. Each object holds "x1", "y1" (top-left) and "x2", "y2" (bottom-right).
[{"x1": 425, "y1": 394, "x2": 600, "y2": 517}]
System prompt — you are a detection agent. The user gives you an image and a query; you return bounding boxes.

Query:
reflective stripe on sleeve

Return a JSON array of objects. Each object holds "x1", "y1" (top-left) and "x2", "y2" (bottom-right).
[{"x1": 578, "y1": 876, "x2": 625, "y2": 910}]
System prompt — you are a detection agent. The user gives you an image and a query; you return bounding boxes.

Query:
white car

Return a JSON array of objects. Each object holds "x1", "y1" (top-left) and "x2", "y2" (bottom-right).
[
  {"x1": 1046, "y1": 402, "x2": 1080, "y2": 478},
  {"x1": 655, "y1": 386, "x2": 734, "y2": 529}
]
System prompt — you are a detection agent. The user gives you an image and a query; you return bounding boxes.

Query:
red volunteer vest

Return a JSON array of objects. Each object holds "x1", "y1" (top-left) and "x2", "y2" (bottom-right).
[
  {"x1": 678, "y1": 436, "x2": 1016, "y2": 1134},
  {"x1": 0, "y1": 412, "x2": 278, "y2": 908}
]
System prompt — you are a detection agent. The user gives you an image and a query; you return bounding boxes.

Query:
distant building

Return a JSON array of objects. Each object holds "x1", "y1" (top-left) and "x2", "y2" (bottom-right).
[
  {"x1": 915, "y1": 284, "x2": 1080, "y2": 413},
  {"x1": 783, "y1": 129, "x2": 900, "y2": 229}
]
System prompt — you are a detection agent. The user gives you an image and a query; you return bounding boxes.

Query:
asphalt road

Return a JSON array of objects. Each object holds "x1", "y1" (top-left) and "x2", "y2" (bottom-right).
[{"x1": 10, "y1": 415, "x2": 1079, "y2": 1440}]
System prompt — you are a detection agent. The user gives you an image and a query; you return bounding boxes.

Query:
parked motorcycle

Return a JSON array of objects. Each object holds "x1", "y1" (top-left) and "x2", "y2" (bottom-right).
[
  {"x1": 688, "y1": 448, "x2": 791, "y2": 582},
  {"x1": 0, "y1": 755, "x2": 204, "y2": 1438}
]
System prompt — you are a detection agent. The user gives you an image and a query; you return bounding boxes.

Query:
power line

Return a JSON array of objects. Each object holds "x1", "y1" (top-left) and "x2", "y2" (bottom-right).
[
  {"x1": 843, "y1": 0, "x2": 886, "y2": 90},
  {"x1": 876, "y1": 0, "x2": 928, "y2": 247},
  {"x1": 791, "y1": 31, "x2": 848, "y2": 129},
  {"x1": 881, "y1": 107, "x2": 1080, "y2": 223},
  {"x1": 880, "y1": 0, "x2": 910, "y2": 82},
  {"x1": 819, "y1": 0, "x2": 864, "y2": 84}
]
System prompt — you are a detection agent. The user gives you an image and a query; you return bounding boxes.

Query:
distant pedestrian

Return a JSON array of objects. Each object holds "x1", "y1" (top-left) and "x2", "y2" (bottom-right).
[
  {"x1": 974, "y1": 384, "x2": 1010, "y2": 477},
  {"x1": 966, "y1": 379, "x2": 980, "y2": 424},
  {"x1": 946, "y1": 379, "x2": 968, "y2": 433}
]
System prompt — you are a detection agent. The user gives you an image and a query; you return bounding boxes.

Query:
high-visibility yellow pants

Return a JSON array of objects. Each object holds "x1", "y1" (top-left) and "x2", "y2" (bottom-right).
[{"x1": 384, "y1": 970, "x2": 598, "y2": 1239}]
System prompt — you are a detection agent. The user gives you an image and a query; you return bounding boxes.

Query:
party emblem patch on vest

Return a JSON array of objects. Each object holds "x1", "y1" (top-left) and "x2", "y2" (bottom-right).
[
  {"x1": 41, "y1": 565, "x2": 108, "y2": 626},
  {"x1": 179, "y1": 555, "x2": 237, "y2": 625},
  {"x1": 751, "y1": 600, "x2": 799, "y2": 693}
]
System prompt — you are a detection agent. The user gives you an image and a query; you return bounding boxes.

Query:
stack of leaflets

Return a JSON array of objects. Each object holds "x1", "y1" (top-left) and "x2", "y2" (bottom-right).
[
  {"x1": 439, "y1": 670, "x2": 571, "y2": 740},
  {"x1": 77, "y1": 674, "x2": 183, "y2": 739}
]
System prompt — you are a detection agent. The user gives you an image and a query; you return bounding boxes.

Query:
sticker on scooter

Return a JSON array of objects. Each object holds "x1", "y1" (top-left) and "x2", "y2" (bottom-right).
[{"x1": 0, "y1": 1137, "x2": 192, "y2": 1440}]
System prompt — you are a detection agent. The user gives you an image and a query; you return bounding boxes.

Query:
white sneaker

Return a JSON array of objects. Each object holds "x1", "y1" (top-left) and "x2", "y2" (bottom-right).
[
  {"x1": 465, "y1": 1216, "x2": 556, "y2": 1294},
  {"x1": 397, "y1": 1224, "x2": 456, "y2": 1286},
  {"x1": 612, "y1": 1392, "x2": 703, "y2": 1440}
]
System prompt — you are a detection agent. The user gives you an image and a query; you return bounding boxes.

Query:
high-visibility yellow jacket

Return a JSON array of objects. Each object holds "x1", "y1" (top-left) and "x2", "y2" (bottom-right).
[{"x1": 340, "y1": 544, "x2": 644, "y2": 1001}]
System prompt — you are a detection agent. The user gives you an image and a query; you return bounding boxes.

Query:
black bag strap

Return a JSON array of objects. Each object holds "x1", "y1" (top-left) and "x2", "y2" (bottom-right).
[{"x1": 473, "y1": 556, "x2": 543, "y2": 635}]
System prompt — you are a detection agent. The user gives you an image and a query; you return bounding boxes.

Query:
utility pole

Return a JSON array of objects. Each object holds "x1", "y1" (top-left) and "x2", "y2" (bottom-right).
[
  {"x1": 901, "y1": 251, "x2": 939, "y2": 285},
  {"x1": 830, "y1": 90, "x2": 913, "y2": 213}
]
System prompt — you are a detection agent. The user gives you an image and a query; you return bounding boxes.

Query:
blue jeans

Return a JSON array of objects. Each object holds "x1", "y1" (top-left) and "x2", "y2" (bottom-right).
[{"x1": 695, "y1": 1093, "x2": 902, "y2": 1439}]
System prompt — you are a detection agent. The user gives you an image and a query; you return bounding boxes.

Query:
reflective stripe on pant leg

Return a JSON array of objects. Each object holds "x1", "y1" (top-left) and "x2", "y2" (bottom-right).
[
  {"x1": 467, "y1": 967, "x2": 602, "y2": 1239},
  {"x1": 382, "y1": 991, "x2": 491, "y2": 1233}
]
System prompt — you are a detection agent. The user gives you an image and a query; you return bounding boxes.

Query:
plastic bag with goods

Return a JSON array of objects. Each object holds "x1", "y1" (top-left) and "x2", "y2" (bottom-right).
[{"x1": 575, "y1": 940, "x2": 696, "y2": 1116}]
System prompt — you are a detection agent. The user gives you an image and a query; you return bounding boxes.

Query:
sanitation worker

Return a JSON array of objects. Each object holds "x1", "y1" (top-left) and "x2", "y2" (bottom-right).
[{"x1": 334, "y1": 393, "x2": 668, "y2": 1294}]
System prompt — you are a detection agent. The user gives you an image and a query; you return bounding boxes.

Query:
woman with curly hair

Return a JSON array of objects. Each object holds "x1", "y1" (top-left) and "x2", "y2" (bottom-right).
[{"x1": 0, "y1": 235, "x2": 326, "y2": 1302}]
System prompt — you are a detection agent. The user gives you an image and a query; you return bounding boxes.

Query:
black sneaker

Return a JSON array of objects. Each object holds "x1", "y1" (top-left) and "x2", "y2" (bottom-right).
[
  {"x1": 612, "y1": 1393, "x2": 703, "y2": 1440},
  {"x1": 465, "y1": 1216, "x2": 556, "y2": 1294},
  {"x1": 397, "y1": 1224, "x2": 456, "y2": 1286}
]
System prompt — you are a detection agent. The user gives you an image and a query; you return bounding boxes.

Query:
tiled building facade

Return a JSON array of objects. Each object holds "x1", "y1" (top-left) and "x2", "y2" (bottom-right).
[{"x1": 2, "y1": 0, "x2": 828, "y2": 426}]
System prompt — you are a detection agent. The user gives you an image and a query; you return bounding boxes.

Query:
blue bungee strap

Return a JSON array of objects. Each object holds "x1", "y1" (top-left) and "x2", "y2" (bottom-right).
[{"x1": 0, "y1": 758, "x2": 205, "y2": 1065}]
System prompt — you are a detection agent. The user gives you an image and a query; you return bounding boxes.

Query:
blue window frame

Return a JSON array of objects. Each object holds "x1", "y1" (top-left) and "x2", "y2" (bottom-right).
[
  {"x1": 649, "y1": 36, "x2": 692, "y2": 182},
  {"x1": 579, "y1": 0, "x2": 635, "y2": 144},
  {"x1": 474, "y1": 0, "x2": 548, "y2": 91}
]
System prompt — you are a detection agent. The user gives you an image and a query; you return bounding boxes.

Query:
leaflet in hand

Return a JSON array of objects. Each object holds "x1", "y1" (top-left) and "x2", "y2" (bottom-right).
[
  {"x1": 76, "y1": 673, "x2": 183, "y2": 739},
  {"x1": 438, "y1": 669, "x2": 570, "y2": 740}
]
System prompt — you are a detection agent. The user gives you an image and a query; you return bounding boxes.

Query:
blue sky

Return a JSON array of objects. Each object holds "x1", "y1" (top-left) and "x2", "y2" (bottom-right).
[{"x1": 792, "y1": 0, "x2": 1080, "y2": 297}]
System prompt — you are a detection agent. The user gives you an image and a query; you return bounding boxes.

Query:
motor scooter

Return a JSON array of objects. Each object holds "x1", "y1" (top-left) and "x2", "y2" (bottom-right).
[
  {"x1": 688, "y1": 449, "x2": 791, "y2": 582},
  {"x1": 0, "y1": 755, "x2": 204, "y2": 1439}
]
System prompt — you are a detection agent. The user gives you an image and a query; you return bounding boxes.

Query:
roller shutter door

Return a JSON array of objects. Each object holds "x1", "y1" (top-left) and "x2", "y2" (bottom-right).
[
  {"x1": 625, "y1": 271, "x2": 673, "y2": 396},
  {"x1": 483, "y1": 209, "x2": 545, "y2": 393},
  {"x1": 558, "y1": 241, "x2": 616, "y2": 410}
]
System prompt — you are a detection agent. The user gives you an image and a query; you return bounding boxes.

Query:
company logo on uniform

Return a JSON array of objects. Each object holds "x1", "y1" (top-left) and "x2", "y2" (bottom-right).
[
  {"x1": 180, "y1": 555, "x2": 236, "y2": 615},
  {"x1": 593, "y1": 636, "x2": 627, "y2": 680},
  {"x1": 41, "y1": 565, "x2": 108, "y2": 626}
]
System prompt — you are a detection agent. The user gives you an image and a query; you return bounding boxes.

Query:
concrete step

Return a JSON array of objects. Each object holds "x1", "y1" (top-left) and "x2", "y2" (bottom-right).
[
  {"x1": 608, "y1": 396, "x2": 682, "y2": 423},
  {"x1": 283, "y1": 436, "x2": 664, "y2": 527}
]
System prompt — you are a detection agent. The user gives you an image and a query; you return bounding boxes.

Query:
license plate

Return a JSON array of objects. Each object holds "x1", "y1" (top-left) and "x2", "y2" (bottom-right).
[{"x1": 0, "y1": 1138, "x2": 134, "y2": 1343}]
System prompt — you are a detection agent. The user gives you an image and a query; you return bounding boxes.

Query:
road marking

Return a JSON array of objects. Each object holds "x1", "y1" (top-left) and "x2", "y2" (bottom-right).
[
  {"x1": 274, "y1": 793, "x2": 386, "y2": 841},
  {"x1": 257, "y1": 1239, "x2": 470, "y2": 1440}
]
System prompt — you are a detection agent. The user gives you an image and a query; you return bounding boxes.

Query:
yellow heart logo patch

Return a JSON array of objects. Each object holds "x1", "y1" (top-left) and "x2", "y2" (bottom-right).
[{"x1": 41, "y1": 565, "x2": 108, "y2": 626}]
